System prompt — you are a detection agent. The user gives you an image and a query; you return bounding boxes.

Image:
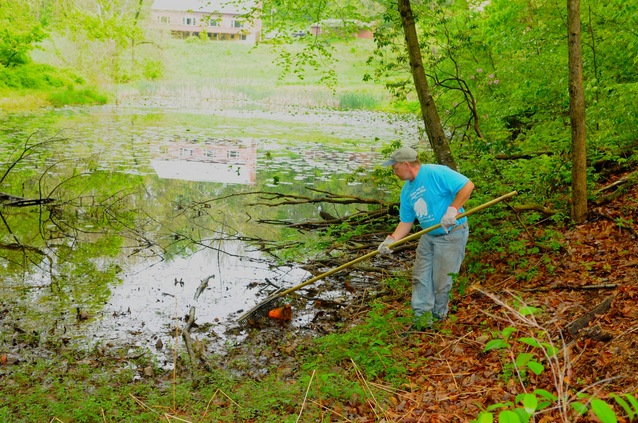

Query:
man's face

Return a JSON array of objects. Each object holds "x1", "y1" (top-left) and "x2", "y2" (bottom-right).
[{"x1": 391, "y1": 162, "x2": 411, "y2": 180}]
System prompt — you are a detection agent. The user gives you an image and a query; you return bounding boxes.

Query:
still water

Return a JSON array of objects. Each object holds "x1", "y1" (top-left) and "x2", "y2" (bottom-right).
[{"x1": 0, "y1": 103, "x2": 418, "y2": 361}]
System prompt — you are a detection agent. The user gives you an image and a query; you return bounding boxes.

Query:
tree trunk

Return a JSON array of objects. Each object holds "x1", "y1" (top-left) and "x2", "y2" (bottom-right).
[
  {"x1": 568, "y1": 0, "x2": 587, "y2": 223},
  {"x1": 397, "y1": 0, "x2": 457, "y2": 170}
]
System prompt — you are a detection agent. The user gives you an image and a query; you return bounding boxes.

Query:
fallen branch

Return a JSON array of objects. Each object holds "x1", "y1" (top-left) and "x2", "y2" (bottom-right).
[
  {"x1": 565, "y1": 295, "x2": 615, "y2": 337},
  {"x1": 181, "y1": 307, "x2": 216, "y2": 373},
  {"x1": 590, "y1": 210, "x2": 638, "y2": 237},
  {"x1": 260, "y1": 207, "x2": 396, "y2": 230},
  {"x1": 193, "y1": 274, "x2": 214, "y2": 301},
  {"x1": 594, "y1": 171, "x2": 637, "y2": 194},
  {"x1": 593, "y1": 175, "x2": 638, "y2": 206},
  {"x1": 522, "y1": 283, "x2": 617, "y2": 292},
  {"x1": 182, "y1": 306, "x2": 196, "y2": 372},
  {"x1": 494, "y1": 151, "x2": 555, "y2": 160},
  {"x1": 249, "y1": 191, "x2": 389, "y2": 208},
  {"x1": 0, "y1": 191, "x2": 55, "y2": 207},
  {"x1": 510, "y1": 204, "x2": 559, "y2": 215},
  {"x1": 580, "y1": 324, "x2": 613, "y2": 342}
]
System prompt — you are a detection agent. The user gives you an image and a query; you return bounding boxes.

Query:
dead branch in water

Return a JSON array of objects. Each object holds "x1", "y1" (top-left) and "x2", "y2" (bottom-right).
[
  {"x1": 247, "y1": 187, "x2": 392, "y2": 208},
  {"x1": 191, "y1": 187, "x2": 391, "y2": 208},
  {"x1": 182, "y1": 306, "x2": 197, "y2": 375}
]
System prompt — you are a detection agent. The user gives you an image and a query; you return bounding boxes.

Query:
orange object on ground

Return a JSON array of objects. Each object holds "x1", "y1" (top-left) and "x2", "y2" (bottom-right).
[{"x1": 268, "y1": 304, "x2": 292, "y2": 321}]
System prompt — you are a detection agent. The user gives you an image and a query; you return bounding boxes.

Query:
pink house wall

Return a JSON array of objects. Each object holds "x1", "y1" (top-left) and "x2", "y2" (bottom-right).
[{"x1": 150, "y1": 1, "x2": 262, "y2": 42}]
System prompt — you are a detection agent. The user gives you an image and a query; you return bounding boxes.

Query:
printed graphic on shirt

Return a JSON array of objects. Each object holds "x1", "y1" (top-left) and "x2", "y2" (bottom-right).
[
  {"x1": 409, "y1": 186, "x2": 431, "y2": 221},
  {"x1": 413, "y1": 198, "x2": 428, "y2": 219}
]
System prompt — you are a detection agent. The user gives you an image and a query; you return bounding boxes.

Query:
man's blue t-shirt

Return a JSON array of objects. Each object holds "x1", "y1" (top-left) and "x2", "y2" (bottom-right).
[{"x1": 399, "y1": 164, "x2": 469, "y2": 235}]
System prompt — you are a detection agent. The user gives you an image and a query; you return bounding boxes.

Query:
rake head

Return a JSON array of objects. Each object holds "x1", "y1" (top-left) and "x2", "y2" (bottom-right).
[{"x1": 237, "y1": 288, "x2": 287, "y2": 327}]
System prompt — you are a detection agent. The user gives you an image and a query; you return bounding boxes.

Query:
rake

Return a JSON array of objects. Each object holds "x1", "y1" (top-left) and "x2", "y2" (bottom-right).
[{"x1": 237, "y1": 191, "x2": 518, "y2": 323}]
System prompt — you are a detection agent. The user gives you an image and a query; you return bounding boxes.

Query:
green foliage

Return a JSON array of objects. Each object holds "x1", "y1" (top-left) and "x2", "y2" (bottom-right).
[
  {"x1": 610, "y1": 393, "x2": 638, "y2": 422},
  {"x1": 304, "y1": 304, "x2": 407, "y2": 383},
  {"x1": 273, "y1": 40, "x2": 339, "y2": 88},
  {"x1": 262, "y1": 0, "x2": 379, "y2": 88},
  {"x1": 48, "y1": 85, "x2": 108, "y2": 106},
  {"x1": 323, "y1": 220, "x2": 373, "y2": 244},
  {"x1": 141, "y1": 58, "x2": 164, "y2": 80},
  {"x1": 476, "y1": 301, "x2": 637, "y2": 422},
  {"x1": 0, "y1": 63, "x2": 81, "y2": 89},
  {"x1": 362, "y1": 0, "x2": 638, "y2": 218},
  {"x1": 382, "y1": 274, "x2": 411, "y2": 296},
  {"x1": 475, "y1": 390, "x2": 558, "y2": 423},
  {"x1": 0, "y1": 2, "x2": 48, "y2": 67},
  {"x1": 0, "y1": 351, "x2": 158, "y2": 422}
]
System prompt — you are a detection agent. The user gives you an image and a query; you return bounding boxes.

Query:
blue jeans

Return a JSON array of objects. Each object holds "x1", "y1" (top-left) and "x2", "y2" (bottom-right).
[{"x1": 412, "y1": 224, "x2": 469, "y2": 321}]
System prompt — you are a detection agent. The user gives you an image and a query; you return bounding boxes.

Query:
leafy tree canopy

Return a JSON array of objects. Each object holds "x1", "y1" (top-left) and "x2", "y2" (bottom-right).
[{"x1": 0, "y1": 1, "x2": 48, "y2": 67}]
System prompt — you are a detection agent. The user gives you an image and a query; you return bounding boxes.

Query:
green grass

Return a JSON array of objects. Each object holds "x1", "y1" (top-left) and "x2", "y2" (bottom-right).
[
  {"x1": 136, "y1": 37, "x2": 393, "y2": 110},
  {"x1": 0, "y1": 89, "x2": 50, "y2": 112},
  {"x1": 0, "y1": 296, "x2": 413, "y2": 423},
  {"x1": 23, "y1": 33, "x2": 395, "y2": 111}
]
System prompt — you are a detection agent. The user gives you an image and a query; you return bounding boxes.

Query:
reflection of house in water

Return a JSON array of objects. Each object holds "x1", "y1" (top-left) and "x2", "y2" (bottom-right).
[{"x1": 151, "y1": 139, "x2": 257, "y2": 184}]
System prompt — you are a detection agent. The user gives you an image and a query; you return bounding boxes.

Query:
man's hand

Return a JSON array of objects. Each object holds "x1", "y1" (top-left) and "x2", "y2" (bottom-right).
[
  {"x1": 440, "y1": 206, "x2": 458, "y2": 232},
  {"x1": 377, "y1": 235, "x2": 395, "y2": 256}
]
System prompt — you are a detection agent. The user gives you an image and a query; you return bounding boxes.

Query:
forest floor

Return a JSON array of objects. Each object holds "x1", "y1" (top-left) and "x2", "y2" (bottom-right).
[{"x1": 371, "y1": 175, "x2": 638, "y2": 422}]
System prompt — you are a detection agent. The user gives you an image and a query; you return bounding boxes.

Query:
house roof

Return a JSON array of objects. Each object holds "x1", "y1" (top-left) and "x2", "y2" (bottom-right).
[{"x1": 150, "y1": 0, "x2": 253, "y2": 15}]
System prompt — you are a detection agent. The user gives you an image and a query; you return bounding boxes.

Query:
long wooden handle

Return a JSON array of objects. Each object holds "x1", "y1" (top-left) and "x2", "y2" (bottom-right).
[{"x1": 275, "y1": 190, "x2": 518, "y2": 298}]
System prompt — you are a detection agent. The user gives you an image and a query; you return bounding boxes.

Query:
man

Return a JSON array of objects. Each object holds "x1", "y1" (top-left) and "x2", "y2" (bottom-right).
[{"x1": 378, "y1": 146, "x2": 474, "y2": 329}]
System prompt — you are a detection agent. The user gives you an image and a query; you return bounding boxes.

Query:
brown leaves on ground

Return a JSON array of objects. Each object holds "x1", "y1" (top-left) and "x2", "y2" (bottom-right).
[{"x1": 379, "y1": 180, "x2": 638, "y2": 422}]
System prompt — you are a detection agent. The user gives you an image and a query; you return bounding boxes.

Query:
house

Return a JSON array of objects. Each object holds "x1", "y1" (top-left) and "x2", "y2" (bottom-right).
[{"x1": 149, "y1": 0, "x2": 262, "y2": 43}]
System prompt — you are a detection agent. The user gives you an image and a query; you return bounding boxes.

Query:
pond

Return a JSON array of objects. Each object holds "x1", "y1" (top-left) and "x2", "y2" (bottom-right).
[{"x1": 0, "y1": 103, "x2": 419, "y2": 366}]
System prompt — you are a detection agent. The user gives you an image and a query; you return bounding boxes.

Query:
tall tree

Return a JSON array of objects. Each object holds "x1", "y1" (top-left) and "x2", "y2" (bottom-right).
[
  {"x1": 397, "y1": 0, "x2": 456, "y2": 170},
  {"x1": 567, "y1": 0, "x2": 587, "y2": 223}
]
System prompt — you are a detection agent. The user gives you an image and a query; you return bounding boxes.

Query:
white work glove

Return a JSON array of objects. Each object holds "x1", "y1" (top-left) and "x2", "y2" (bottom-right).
[
  {"x1": 440, "y1": 206, "x2": 458, "y2": 232},
  {"x1": 377, "y1": 235, "x2": 395, "y2": 256}
]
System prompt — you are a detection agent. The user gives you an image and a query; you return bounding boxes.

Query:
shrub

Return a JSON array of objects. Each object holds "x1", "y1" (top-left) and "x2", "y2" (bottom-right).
[{"x1": 48, "y1": 86, "x2": 108, "y2": 106}]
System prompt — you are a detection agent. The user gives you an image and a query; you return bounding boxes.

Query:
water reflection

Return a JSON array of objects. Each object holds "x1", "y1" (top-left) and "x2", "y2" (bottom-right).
[
  {"x1": 89, "y1": 243, "x2": 310, "y2": 364},
  {"x1": 151, "y1": 138, "x2": 257, "y2": 184},
  {"x1": 0, "y1": 105, "x2": 418, "y2": 361}
]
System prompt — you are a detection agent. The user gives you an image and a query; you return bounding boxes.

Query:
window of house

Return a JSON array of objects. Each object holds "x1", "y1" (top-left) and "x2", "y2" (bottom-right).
[
  {"x1": 158, "y1": 16, "x2": 170, "y2": 24},
  {"x1": 231, "y1": 20, "x2": 243, "y2": 28},
  {"x1": 205, "y1": 150, "x2": 216, "y2": 158},
  {"x1": 180, "y1": 148, "x2": 193, "y2": 156},
  {"x1": 183, "y1": 17, "x2": 197, "y2": 26},
  {"x1": 241, "y1": 34, "x2": 247, "y2": 40},
  {"x1": 228, "y1": 150, "x2": 240, "y2": 158},
  {"x1": 207, "y1": 15, "x2": 220, "y2": 27}
]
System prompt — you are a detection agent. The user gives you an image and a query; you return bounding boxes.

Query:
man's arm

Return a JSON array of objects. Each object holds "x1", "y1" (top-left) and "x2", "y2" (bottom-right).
[
  {"x1": 389, "y1": 221, "x2": 414, "y2": 242},
  {"x1": 450, "y1": 180, "x2": 474, "y2": 211}
]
